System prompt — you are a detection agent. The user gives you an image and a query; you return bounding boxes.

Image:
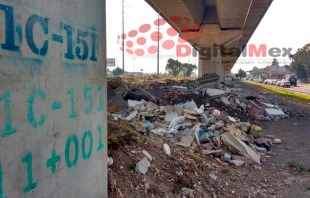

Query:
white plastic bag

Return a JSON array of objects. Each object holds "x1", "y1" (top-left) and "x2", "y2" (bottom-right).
[{"x1": 168, "y1": 116, "x2": 185, "y2": 129}]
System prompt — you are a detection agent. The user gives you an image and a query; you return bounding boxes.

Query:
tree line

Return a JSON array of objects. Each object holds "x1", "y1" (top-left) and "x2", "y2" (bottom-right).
[
  {"x1": 236, "y1": 42, "x2": 310, "y2": 81},
  {"x1": 165, "y1": 58, "x2": 197, "y2": 77},
  {"x1": 109, "y1": 58, "x2": 197, "y2": 77},
  {"x1": 289, "y1": 43, "x2": 310, "y2": 81}
]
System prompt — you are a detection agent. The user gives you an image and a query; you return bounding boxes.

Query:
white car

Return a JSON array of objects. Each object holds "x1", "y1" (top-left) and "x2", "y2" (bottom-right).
[
  {"x1": 268, "y1": 79, "x2": 276, "y2": 85},
  {"x1": 276, "y1": 80, "x2": 285, "y2": 86},
  {"x1": 281, "y1": 81, "x2": 291, "y2": 88}
]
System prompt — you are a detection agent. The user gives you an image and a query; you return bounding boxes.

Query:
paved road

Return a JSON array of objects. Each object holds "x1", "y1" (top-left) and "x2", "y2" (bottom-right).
[
  {"x1": 288, "y1": 83, "x2": 310, "y2": 95},
  {"x1": 248, "y1": 81, "x2": 310, "y2": 95}
]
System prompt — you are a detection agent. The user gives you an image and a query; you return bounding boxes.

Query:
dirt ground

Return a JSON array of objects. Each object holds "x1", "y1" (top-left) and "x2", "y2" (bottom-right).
[
  {"x1": 241, "y1": 82, "x2": 310, "y2": 198},
  {"x1": 107, "y1": 80, "x2": 310, "y2": 198}
]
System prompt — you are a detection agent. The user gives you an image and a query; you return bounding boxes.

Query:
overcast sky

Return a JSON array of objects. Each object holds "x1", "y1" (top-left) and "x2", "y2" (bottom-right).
[{"x1": 106, "y1": 0, "x2": 310, "y2": 74}]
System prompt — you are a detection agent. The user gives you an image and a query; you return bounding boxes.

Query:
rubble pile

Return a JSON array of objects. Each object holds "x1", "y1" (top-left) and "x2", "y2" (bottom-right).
[
  {"x1": 107, "y1": 115, "x2": 283, "y2": 198},
  {"x1": 108, "y1": 77, "x2": 309, "y2": 121},
  {"x1": 110, "y1": 96, "x2": 281, "y2": 166},
  {"x1": 106, "y1": 77, "x2": 298, "y2": 197}
]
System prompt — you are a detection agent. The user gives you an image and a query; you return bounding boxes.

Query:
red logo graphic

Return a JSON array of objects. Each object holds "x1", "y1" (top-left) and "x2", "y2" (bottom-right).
[{"x1": 117, "y1": 16, "x2": 203, "y2": 57}]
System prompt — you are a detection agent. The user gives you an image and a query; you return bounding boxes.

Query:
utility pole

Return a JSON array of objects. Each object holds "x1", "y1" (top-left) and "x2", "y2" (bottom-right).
[
  {"x1": 122, "y1": 0, "x2": 125, "y2": 76},
  {"x1": 157, "y1": 13, "x2": 160, "y2": 75},
  {"x1": 133, "y1": 57, "x2": 135, "y2": 73}
]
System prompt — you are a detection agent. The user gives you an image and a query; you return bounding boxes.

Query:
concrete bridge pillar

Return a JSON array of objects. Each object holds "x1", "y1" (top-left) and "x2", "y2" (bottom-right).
[
  {"x1": 198, "y1": 47, "x2": 222, "y2": 78},
  {"x1": 0, "y1": 0, "x2": 107, "y2": 197}
]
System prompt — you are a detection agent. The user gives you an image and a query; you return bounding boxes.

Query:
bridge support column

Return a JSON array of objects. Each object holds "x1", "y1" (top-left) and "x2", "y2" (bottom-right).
[{"x1": 198, "y1": 48, "x2": 222, "y2": 78}]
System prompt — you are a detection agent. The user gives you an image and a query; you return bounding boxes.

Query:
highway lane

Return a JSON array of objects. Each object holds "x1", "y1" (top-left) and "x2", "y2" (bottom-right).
[{"x1": 246, "y1": 81, "x2": 310, "y2": 95}]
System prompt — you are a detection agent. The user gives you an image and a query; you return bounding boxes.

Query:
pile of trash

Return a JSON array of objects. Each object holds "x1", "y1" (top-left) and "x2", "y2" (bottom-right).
[
  {"x1": 109, "y1": 96, "x2": 282, "y2": 169},
  {"x1": 107, "y1": 77, "x2": 292, "y2": 167},
  {"x1": 107, "y1": 77, "x2": 304, "y2": 197},
  {"x1": 108, "y1": 76, "x2": 310, "y2": 121}
]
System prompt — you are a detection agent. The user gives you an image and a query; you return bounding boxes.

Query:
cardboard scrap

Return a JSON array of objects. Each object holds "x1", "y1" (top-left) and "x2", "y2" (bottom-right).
[
  {"x1": 125, "y1": 111, "x2": 138, "y2": 121},
  {"x1": 183, "y1": 110, "x2": 198, "y2": 120},
  {"x1": 191, "y1": 122, "x2": 201, "y2": 132},
  {"x1": 176, "y1": 136, "x2": 194, "y2": 148}
]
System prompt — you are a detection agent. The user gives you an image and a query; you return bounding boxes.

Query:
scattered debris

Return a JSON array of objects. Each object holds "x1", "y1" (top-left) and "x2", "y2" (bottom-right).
[
  {"x1": 135, "y1": 157, "x2": 150, "y2": 175},
  {"x1": 107, "y1": 77, "x2": 310, "y2": 197},
  {"x1": 163, "y1": 144, "x2": 171, "y2": 155},
  {"x1": 142, "y1": 150, "x2": 153, "y2": 161},
  {"x1": 209, "y1": 173, "x2": 218, "y2": 181}
]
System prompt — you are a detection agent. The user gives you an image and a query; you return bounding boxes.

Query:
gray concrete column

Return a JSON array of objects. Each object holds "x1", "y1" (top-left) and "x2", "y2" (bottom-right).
[
  {"x1": 198, "y1": 48, "x2": 221, "y2": 78},
  {"x1": 0, "y1": 0, "x2": 107, "y2": 197}
]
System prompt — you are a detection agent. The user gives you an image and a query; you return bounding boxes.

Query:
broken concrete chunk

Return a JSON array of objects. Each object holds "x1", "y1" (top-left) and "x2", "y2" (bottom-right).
[
  {"x1": 265, "y1": 108, "x2": 285, "y2": 116},
  {"x1": 107, "y1": 77, "x2": 131, "y2": 98},
  {"x1": 125, "y1": 111, "x2": 138, "y2": 121},
  {"x1": 232, "y1": 155, "x2": 253, "y2": 165},
  {"x1": 107, "y1": 86, "x2": 116, "y2": 97},
  {"x1": 142, "y1": 150, "x2": 153, "y2": 161},
  {"x1": 223, "y1": 153, "x2": 232, "y2": 162},
  {"x1": 256, "y1": 147, "x2": 267, "y2": 154},
  {"x1": 172, "y1": 86, "x2": 188, "y2": 92},
  {"x1": 206, "y1": 88, "x2": 226, "y2": 98},
  {"x1": 209, "y1": 174, "x2": 217, "y2": 181},
  {"x1": 262, "y1": 102, "x2": 279, "y2": 108},
  {"x1": 239, "y1": 103, "x2": 247, "y2": 110},
  {"x1": 107, "y1": 94, "x2": 128, "y2": 110},
  {"x1": 221, "y1": 97, "x2": 230, "y2": 106},
  {"x1": 230, "y1": 160, "x2": 244, "y2": 166},
  {"x1": 272, "y1": 139, "x2": 282, "y2": 144},
  {"x1": 182, "y1": 188, "x2": 195, "y2": 197},
  {"x1": 224, "y1": 87, "x2": 231, "y2": 94},
  {"x1": 135, "y1": 157, "x2": 150, "y2": 175}
]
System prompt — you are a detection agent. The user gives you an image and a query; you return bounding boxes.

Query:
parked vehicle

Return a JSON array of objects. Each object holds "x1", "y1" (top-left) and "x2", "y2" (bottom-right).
[
  {"x1": 276, "y1": 80, "x2": 285, "y2": 86},
  {"x1": 281, "y1": 81, "x2": 291, "y2": 88},
  {"x1": 258, "y1": 76, "x2": 265, "y2": 83},
  {"x1": 264, "y1": 79, "x2": 270, "y2": 84},
  {"x1": 270, "y1": 79, "x2": 277, "y2": 85}
]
